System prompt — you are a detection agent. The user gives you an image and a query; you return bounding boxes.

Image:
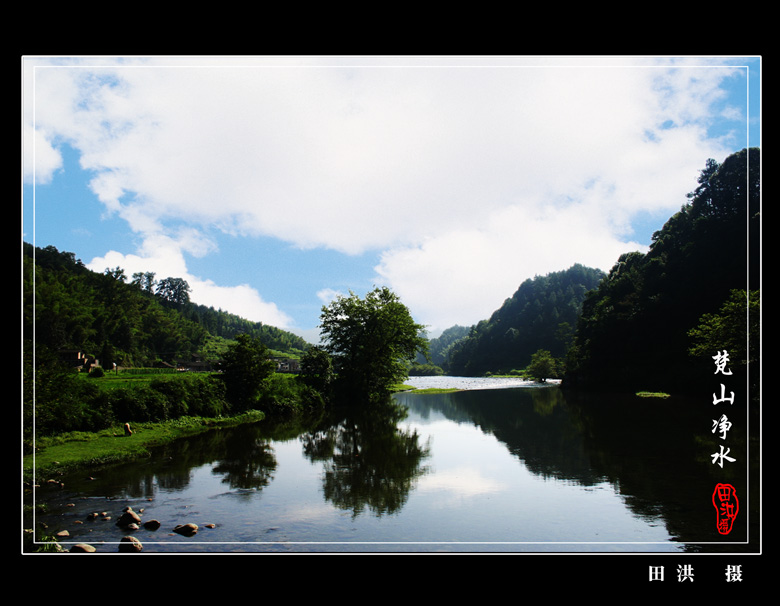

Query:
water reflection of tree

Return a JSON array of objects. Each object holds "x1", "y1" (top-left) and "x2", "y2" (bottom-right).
[
  {"x1": 561, "y1": 390, "x2": 755, "y2": 548},
  {"x1": 529, "y1": 385, "x2": 560, "y2": 416},
  {"x1": 211, "y1": 427, "x2": 278, "y2": 491},
  {"x1": 211, "y1": 440, "x2": 278, "y2": 491},
  {"x1": 300, "y1": 396, "x2": 431, "y2": 518},
  {"x1": 151, "y1": 415, "x2": 328, "y2": 495},
  {"x1": 154, "y1": 429, "x2": 241, "y2": 492}
]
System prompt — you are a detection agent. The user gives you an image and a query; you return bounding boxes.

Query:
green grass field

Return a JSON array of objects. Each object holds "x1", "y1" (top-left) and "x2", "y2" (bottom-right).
[{"x1": 24, "y1": 411, "x2": 265, "y2": 483}]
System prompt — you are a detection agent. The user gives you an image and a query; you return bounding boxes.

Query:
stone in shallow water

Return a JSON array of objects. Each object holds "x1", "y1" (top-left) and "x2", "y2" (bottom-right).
[
  {"x1": 173, "y1": 523, "x2": 199, "y2": 536},
  {"x1": 118, "y1": 536, "x2": 143, "y2": 552}
]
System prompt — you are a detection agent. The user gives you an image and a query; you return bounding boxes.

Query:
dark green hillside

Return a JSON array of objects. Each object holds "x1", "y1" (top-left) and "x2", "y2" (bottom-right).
[
  {"x1": 23, "y1": 242, "x2": 310, "y2": 370},
  {"x1": 447, "y1": 264, "x2": 606, "y2": 376},
  {"x1": 419, "y1": 325, "x2": 470, "y2": 368},
  {"x1": 563, "y1": 148, "x2": 760, "y2": 395}
]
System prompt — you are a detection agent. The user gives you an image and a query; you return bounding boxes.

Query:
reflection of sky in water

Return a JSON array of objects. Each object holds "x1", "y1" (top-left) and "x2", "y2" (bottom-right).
[
  {"x1": 400, "y1": 397, "x2": 673, "y2": 546},
  {"x1": 416, "y1": 466, "x2": 506, "y2": 497},
  {"x1": 33, "y1": 385, "x2": 684, "y2": 552}
]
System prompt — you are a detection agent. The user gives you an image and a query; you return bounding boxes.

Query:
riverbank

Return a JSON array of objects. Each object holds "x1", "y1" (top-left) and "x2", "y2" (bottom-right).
[
  {"x1": 25, "y1": 381, "x2": 426, "y2": 485},
  {"x1": 23, "y1": 411, "x2": 265, "y2": 484},
  {"x1": 24, "y1": 376, "x2": 556, "y2": 484}
]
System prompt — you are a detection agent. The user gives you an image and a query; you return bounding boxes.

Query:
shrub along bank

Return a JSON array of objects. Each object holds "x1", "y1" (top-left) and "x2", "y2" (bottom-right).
[
  {"x1": 23, "y1": 410, "x2": 266, "y2": 483},
  {"x1": 26, "y1": 368, "x2": 231, "y2": 444},
  {"x1": 24, "y1": 362, "x2": 326, "y2": 480}
]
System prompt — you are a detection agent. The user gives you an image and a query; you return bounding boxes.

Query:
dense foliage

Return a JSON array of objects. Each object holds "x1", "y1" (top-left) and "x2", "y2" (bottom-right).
[
  {"x1": 23, "y1": 242, "x2": 309, "y2": 369},
  {"x1": 527, "y1": 349, "x2": 558, "y2": 382},
  {"x1": 24, "y1": 343, "x2": 230, "y2": 444},
  {"x1": 23, "y1": 242, "x2": 317, "y2": 442},
  {"x1": 563, "y1": 148, "x2": 760, "y2": 395},
  {"x1": 217, "y1": 334, "x2": 276, "y2": 411},
  {"x1": 688, "y1": 289, "x2": 760, "y2": 367},
  {"x1": 297, "y1": 345, "x2": 335, "y2": 394},
  {"x1": 319, "y1": 287, "x2": 428, "y2": 398},
  {"x1": 445, "y1": 264, "x2": 605, "y2": 376}
]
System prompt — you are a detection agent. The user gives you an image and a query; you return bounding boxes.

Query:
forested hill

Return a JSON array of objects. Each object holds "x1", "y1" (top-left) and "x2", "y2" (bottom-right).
[
  {"x1": 23, "y1": 242, "x2": 310, "y2": 369},
  {"x1": 563, "y1": 147, "x2": 760, "y2": 395},
  {"x1": 423, "y1": 325, "x2": 471, "y2": 367},
  {"x1": 445, "y1": 264, "x2": 606, "y2": 376}
]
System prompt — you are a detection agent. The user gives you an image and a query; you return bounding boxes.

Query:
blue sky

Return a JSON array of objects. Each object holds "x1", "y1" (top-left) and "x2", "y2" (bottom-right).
[{"x1": 22, "y1": 56, "x2": 761, "y2": 342}]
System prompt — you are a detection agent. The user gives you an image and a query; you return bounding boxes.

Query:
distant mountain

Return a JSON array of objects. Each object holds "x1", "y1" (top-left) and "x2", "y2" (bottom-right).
[
  {"x1": 23, "y1": 242, "x2": 310, "y2": 369},
  {"x1": 445, "y1": 264, "x2": 606, "y2": 376},
  {"x1": 425, "y1": 325, "x2": 470, "y2": 367}
]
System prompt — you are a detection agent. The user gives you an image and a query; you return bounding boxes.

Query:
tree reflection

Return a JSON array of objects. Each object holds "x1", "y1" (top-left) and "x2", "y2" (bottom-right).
[
  {"x1": 529, "y1": 384, "x2": 564, "y2": 416},
  {"x1": 211, "y1": 425, "x2": 278, "y2": 491},
  {"x1": 300, "y1": 395, "x2": 431, "y2": 518}
]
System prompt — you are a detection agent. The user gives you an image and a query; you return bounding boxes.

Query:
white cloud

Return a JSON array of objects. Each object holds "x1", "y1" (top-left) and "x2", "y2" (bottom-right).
[
  {"x1": 86, "y1": 234, "x2": 294, "y2": 329},
  {"x1": 375, "y1": 200, "x2": 648, "y2": 333},
  {"x1": 24, "y1": 123, "x2": 62, "y2": 184},
  {"x1": 192, "y1": 280, "x2": 294, "y2": 329},
  {"x1": 417, "y1": 465, "x2": 506, "y2": 498},
  {"x1": 24, "y1": 56, "x2": 748, "y2": 330},
  {"x1": 316, "y1": 288, "x2": 344, "y2": 305}
]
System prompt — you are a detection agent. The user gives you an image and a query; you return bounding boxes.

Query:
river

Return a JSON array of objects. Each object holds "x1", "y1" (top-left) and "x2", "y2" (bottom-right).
[{"x1": 26, "y1": 378, "x2": 757, "y2": 553}]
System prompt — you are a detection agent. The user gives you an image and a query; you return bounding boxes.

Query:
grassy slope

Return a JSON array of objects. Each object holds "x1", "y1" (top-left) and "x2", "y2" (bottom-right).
[{"x1": 24, "y1": 411, "x2": 265, "y2": 483}]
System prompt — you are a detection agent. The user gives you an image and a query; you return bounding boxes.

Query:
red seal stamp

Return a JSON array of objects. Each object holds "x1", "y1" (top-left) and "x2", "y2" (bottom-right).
[{"x1": 712, "y1": 483, "x2": 739, "y2": 535}]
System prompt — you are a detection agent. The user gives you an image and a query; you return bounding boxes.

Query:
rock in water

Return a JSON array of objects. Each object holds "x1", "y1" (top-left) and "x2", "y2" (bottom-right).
[
  {"x1": 118, "y1": 536, "x2": 143, "y2": 552},
  {"x1": 116, "y1": 507, "x2": 142, "y2": 528},
  {"x1": 173, "y1": 523, "x2": 198, "y2": 536}
]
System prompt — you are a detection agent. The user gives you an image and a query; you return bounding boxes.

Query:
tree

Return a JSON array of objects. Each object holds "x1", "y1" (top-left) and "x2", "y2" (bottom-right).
[
  {"x1": 218, "y1": 334, "x2": 276, "y2": 411},
  {"x1": 688, "y1": 289, "x2": 760, "y2": 395},
  {"x1": 298, "y1": 345, "x2": 334, "y2": 394},
  {"x1": 319, "y1": 287, "x2": 428, "y2": 398},
  {"x1": 131, "y1": 271, "x2": 157, "y2": 293},
  {"x1": 104, "y1": 266, "x2": 127, "y2": 282},
  {"x1": 156, "y1": 277, "x2": 191, "y2": 305},
  {"x1": 688, "y1": 290, "x2": 759, "y2": 361},
  {"x1": 527, "y1": 349, "x2": 556, "y2": 382}
]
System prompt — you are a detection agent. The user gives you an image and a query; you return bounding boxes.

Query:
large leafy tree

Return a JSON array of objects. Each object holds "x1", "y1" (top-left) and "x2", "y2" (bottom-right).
[
  {"x1": 218, "y1": 334, "x2": 276, "y2": 411},
  {"x1": 319, "y1": 287, "x2": 428, "y2": 398},
  {"x1": 156, "y1": 277, "x2": 191, "y2": 305},
  {"x1": 298, "y1": 345, "x2": 334, "y2": 394},
  {"x1": 527, "y1": 349, "x2": 557, "y2": 383}
]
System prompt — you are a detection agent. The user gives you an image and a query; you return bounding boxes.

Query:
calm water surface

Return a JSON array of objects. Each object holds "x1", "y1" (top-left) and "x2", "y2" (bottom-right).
[{"x1": 28, "y1": 378, "x2": 755, "y2": 553}]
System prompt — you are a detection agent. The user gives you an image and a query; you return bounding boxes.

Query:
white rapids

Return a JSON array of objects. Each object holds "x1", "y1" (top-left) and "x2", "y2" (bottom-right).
[{"x1": 402, "y1": 375, "x2": 561, "y2": 391}]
